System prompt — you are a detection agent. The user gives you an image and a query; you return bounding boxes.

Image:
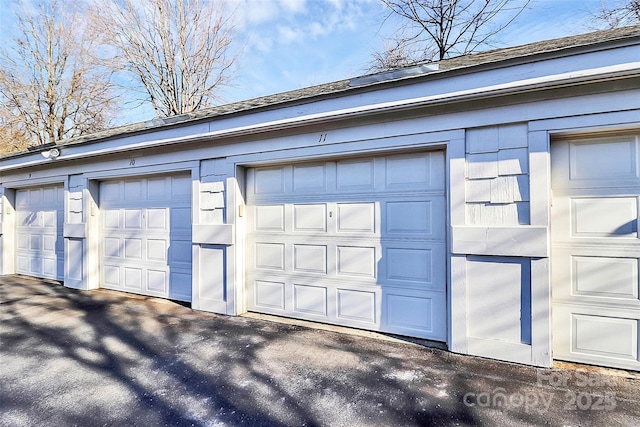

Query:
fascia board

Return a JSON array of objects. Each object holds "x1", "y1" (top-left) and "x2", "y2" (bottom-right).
[{"x1": 1, "y1": 62, "x2": 639, "y2": 174}]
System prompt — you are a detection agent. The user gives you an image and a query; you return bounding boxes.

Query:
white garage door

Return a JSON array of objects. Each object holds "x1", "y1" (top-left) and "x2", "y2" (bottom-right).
[
  {"x1": 551, "y1": 135, "x2": 639, "y2": 371},
  {"x1": 100, "y1": 175, "x2": 192, "y2": 301},
  {"x1": 246, "y1": 151, "x2": 447, "y2": 340},
  {"x1": 15, "y1": 185, "x2": 64, "y2": 280}
]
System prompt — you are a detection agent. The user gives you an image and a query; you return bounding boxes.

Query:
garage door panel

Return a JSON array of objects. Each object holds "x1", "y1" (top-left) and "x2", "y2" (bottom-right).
[
  {"x1": 124, "y1": 180, "x2": 143, "y2": 200},
  {"x1": 43, "y1": 235, "x2": 56, "y2": 252},
  {"x1": 572, "y1": 256, "x2": 638, "y2": 300},
  {"x1": 552, "y1": 136, "x2": 640, "y2": 371},
  {"x1": 104, "y1": 265, "x2": 120, "y2": 287},
  {"x1": 573, "y1": 314, "x2": 638, "y2": 359},
  {"x1": 255, "y1": 204, "x2": 285, "y2": 231},
  {"x1": 336, "y1": 288, "x2": 377, "y2": 324},
  {"x1": 382, "y1": 243, "x2": 446, "y2": 290},
  {"x1": 554, "y1": 305, "x2": 640, "y2": 370},
  {"x1": 101, "y1": 181, "x2": 120, "y2": 202},
  {"x1": 294, "y1": 204, "x2": 327, "y2": 231},
  {"x1": 572, "y1": 197, "x2": 638, "y2": 237},
  {"x1": 569, "y1": 138, "x2": 638, "y2": 182},
  {"x1": 147, "y1": 177, "x2": 167, "y2": 199},
  {"x1": 293, "y1": 164, "x2": 328, "y2": 192},
  {"x1": 43, "y1": 211, "x2": 57, "y2": 227},
  {"x1": 385, "y1": 248, "x2": 431, "y2": 283},
  {"x1": 15, "y1": 185, "x2": 64, "y2": 280},
  {"x1": 171, "y1": 175, "x2": 192, "y2": 199},
  {"x1": 104, "y1": 237, "x2": 121, "y2": 258},
  {"x1": 246, "y1": 151, "x2": 446, "y2": 340},
  {"x1": 147, "y1": 208, "x2": 167, "y2": 229},
  {"x1": 147, "y1": 270, "x2": 167, "y2": 292},
  {"x1": 147, "y1": 239, "x2": 167, "y2": 261},
  {"x1": 15, "y1": 190, "x2": 28, "y2": 207},
  {"x1": 29, "y1": 256, "x2": 42, "y2": 276},
  {"x1": 553, "y1": 249, "x2": 640, "y2": 302},
  {"x1": 124, "y1": 209, "x2": 143, "y2": 229},
  {"x1": 253, "y1": 167, "x2": 286, "y2": 195},
  {"x1": 16, "y1": 255, "x2": 29, "y2": 273},
  {"x1": 336, "y1": 159, "x2": 375, "y2": 191},
  {"x1": 169, "y1": 272, "x2": 192, "y2": 301},
  {"x1": 337, "y1": 202, "x2": 375, "y2": 233},
  {"x1": 293, "y1": 284, "x2": 328, "y2": 316},
  {"x1": 42, "y1": 257, "x2": 57, "y2": 278},
  {"x1": 104, "y1": 209, "x2": 121, "y2": 229},
  {"x1": 170, "y1": 207, "x2": 191, "y2": 230},
  {"x1": 124, "y1": 238, "x2": 142, "y2": 259},
  {"x1": 100, "y1": 175, "x2": 192, "y2": 302},
  {"x1": 386, "y1": 154, "x2": 431, "y2": 189},
  {"x1": 254, "y1": 242, "x2": 286, "y2": 270},
  {"x1": 336, "y1": 246, "x2": 376, "y2": 278},
  {"x1": 293, "y1": 244, "x2": 327, "y2": 274},
  {"x1": 254, "y1": 280, "x2": 286, "y2": 310},
  {"x1": 17, "y1": 234, "x2": 29, "y2": 250},
  {"x1": 169, "y1": 240, "x2": 192, "y2": 265},
  {"x1": 383, "y1": 290, "x2": 447, "y2": 339},
  {"x1": 386, "y1": 201, "x2": 431, "y2": 234},
  {"x1": 552, "y1": 136, "x2": 639, "y2": 189}
]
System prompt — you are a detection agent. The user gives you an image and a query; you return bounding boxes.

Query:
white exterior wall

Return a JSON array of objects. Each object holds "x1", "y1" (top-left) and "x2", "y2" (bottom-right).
[
  {"x1": 1, "y1": 40, "x2": 639, "y2": 368},
  {"x1": 192, "y1": 158, "x2": 236, "y2": 314}
]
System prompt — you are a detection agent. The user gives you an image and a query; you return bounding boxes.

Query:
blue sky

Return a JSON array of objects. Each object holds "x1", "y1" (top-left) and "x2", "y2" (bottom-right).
[
  {"x1": 224, "y1": 0, "x2": 608, "y2": 104},
  {"x1": 0, "y1": 0, "x2": 614, "y2": 125}
]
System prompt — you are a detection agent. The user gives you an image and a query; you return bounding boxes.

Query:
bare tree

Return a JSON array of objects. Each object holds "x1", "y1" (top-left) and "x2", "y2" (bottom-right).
[
  {"x1": 370, "y1": 39, "x2": 434, "y2": 72},
  {"x1": 0, "y1": 101, "x2": 30, "y2": 155},
  {"x1": 591, "y1": 0, "x2": 640, "y2": 28},
  {"x1": 371, "y1": 0, "x2": 530, "y2": 71},
  {"x1": 91, "y1": 0, "x2": 239, "y2": 118},
  {"x1": 0, "y1": 0, "x2": 117, "y2": 147}
]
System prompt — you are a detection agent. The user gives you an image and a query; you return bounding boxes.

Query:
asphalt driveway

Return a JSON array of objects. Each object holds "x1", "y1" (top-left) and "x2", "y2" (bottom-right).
[{"x1": 1, "y1": 275, "x2": 638, "y2": 426}]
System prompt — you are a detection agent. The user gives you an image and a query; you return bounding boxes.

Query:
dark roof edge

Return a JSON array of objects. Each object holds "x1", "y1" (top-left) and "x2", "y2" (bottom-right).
[{"x1": 2, "y1": 25, "x2": 639, "y2": 161}]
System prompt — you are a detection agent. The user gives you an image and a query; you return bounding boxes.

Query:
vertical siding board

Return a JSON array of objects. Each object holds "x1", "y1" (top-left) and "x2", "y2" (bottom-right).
[
  {"x1": 194, "y1": 160, "x2": 235, "y2": 315},
  {"x1": 449, "y1": 137, "x2": 467, "y2": 227},
  {"x1": 498, "y1": 148, "x2": 529, "y2": 175},
  {"x1": 466, "y1": 152, "x2": 499, "y2": 179},
  {"x1": 498, "y1": 123, "x2": 529, "y2": 149},
  {"x1": 529, "y1": 130, "x2": 551, "y2": 227},
  {"x1": 465, "y1": 179, "x2": 491, "y2": 203},
  {"x1": 466, "y1": 126, "x2": 499, "y2": 153},
  {"x1": 531, "y1": 257, "x2": 552, "y2": 367}
]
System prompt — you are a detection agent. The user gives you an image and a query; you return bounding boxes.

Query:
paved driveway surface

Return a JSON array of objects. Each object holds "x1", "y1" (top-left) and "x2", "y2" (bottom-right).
[{"x1": 1, "y1": 275, "x2": 638, "y2": 426}]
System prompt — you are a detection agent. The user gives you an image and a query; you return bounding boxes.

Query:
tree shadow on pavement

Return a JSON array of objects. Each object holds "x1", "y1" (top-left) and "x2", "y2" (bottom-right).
[{"x1": 1, "y1": 276, "x2": 637, "y2": 426}]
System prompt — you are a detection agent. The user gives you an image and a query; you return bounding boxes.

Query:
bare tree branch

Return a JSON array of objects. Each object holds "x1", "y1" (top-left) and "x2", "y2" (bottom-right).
[
  {"x1": 90, "y1": 0, "x2": 239, "y2": 118},
  {"x1": 371, "y1": 0, "x2": 530, "y2": 72},
  {"x1": 0, "y1": 0, "x2": 118, "y2": 149},
  {"x1": 590, "y1": 0, "x2": 640, "y2": 29}
]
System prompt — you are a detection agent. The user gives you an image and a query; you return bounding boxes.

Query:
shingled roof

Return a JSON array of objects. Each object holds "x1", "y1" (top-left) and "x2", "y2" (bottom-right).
[{"x1": 12, "y1": 25, "x2": 640, "y2": 154}]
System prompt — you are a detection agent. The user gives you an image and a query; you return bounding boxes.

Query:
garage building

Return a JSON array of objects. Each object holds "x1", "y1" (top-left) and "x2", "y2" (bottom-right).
[{"x1": 1, "y1": 26, "x2": 639, "y2": 371}]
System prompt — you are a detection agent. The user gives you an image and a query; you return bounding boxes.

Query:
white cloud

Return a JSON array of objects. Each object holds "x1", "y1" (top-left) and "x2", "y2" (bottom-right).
[
  {"x1": 231, "y1": 0, "x2": 308, "y2": 27},
  {"x1": 280, "y1": 0, "x2": 307, "y2": 13},
  {"x1": 277, "y1": 25, "x2": 301, "y2": 44}
]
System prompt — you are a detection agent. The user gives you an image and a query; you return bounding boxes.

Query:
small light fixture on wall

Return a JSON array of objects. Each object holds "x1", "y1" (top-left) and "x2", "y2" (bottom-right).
[{"x1": 41, "y1": 148, "x2": 60, "y2": 160}]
